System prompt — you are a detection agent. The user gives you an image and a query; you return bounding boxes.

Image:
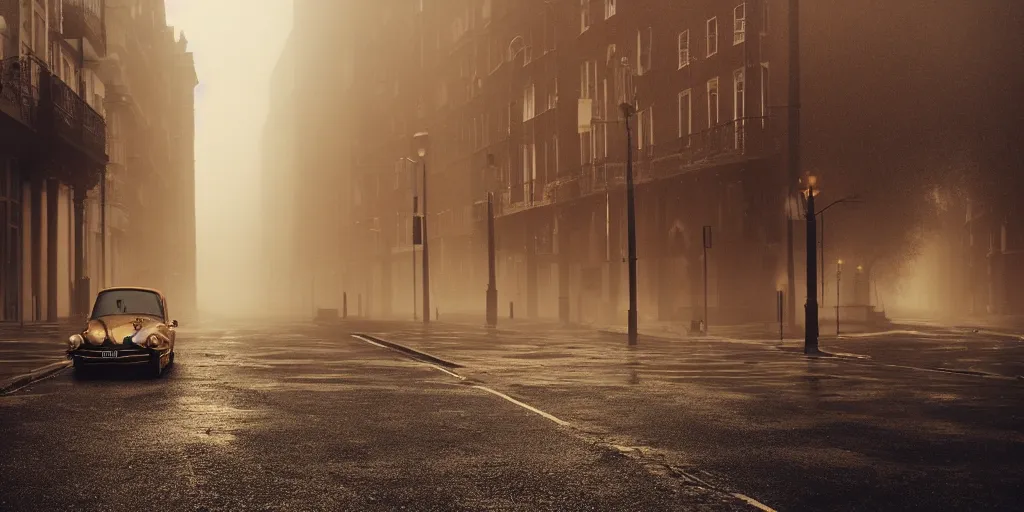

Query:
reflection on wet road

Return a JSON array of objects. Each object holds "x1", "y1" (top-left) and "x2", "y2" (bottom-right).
[
  {"x1": 0, "y1": 323, "x2": 743, "y2": 511},
  {"x1": 359, "y1": 321, "x2": 1024, "y2": 512}
]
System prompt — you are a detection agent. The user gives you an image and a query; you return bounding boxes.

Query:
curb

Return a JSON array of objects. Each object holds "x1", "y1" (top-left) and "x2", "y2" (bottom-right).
[
  {"x1": 355, "y1": 334, "x2": 463, "y2": 369},
  {"x1": 0, "y1": 359, "x2": 72, "y2": 395}
]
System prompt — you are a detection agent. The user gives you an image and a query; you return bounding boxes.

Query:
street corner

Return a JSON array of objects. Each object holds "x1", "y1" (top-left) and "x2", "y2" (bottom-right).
[{"x1": 0, "y1": 359, "x2": 72, "y2": 395}]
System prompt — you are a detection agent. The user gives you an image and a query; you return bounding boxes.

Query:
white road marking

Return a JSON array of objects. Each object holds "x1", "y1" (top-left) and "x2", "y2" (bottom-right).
[
  {"x1": 472, "y1": 385, "x2": 570, "y2": 427},
  {"x1": 432, "y1": 365, "x2": 466, "y2": 380},
  {"x1": 733, "y1": 493, "x2": 778, "y2": 512},
  {"x1": 355, "y1": 332, "x2": 775, "y2": 512},
  {"x1": 351, "y1": 334, "x2": 387, "y2": 348}
]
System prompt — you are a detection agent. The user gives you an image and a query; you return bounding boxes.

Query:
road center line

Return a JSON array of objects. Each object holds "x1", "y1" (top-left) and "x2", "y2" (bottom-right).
[
  {"x1": 472, "y1": 385, "x2": 571, "y2": 427},
  {"x1": 732, "y1": 493, "x2": 778, "y2": 512}
]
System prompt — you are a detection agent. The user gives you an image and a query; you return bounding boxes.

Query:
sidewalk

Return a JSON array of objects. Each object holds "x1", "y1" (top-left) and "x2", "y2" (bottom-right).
[{"x1": 0, "y1": 321, "x2": 77, "y2": 388}]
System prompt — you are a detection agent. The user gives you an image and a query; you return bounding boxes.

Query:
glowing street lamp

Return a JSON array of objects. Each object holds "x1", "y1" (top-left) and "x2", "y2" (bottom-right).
[{"x1": 413, "y1": 131, "x2": 431, "y2": 324}]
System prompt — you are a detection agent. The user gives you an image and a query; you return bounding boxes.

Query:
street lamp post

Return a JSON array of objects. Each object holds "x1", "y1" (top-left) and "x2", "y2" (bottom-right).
[
  {"x1": 804, "y1": 181, "x2": 819, "y2": 354},
  {"x1": 836, "y1": 259, "x2": 843, "y2": 337},
  {"x1": 486, "y1": 192, "x2": 498, "y2": 327},
  {"x1": 414, "y1": 131, "x2": 431, "y2": 324},
  {"x1": 622, "y1": 100, "x2": 638, "y2": 347}
]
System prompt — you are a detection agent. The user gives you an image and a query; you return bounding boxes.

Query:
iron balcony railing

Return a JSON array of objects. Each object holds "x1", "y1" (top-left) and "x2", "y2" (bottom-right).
[
  {"x1": 61, "y1": 0, "x2": 106, "y2": 56},
  {"x1": 0, "y1": 56, "x2": 106, "y2": 161}
]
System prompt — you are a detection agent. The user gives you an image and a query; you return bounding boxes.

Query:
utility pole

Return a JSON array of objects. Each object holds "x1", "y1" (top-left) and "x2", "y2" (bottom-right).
[
  {"x1": 622, "y1": 101, "x2": 638, "y2": 346},
  {"x1": 703, "y1": 225, "x2": 712, "y2": 335},
  {"x1": 836, "y1": 259, "x2": 842, "y2": 337},
  {"x1": 785, "y1": 0, "x2": 801, "y2": 333},
  {"x1": 421, "y1": 157, "x2": 430, "y2": 324},
  {"x1": 486, "y1": 192, "x2": 498, "y2": 327},
  {"x1": 804, "y1": 185, "x2": 819, "y2": 353}
]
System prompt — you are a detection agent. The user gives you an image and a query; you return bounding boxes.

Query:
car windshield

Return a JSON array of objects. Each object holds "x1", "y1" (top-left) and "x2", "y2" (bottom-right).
[{"x1": 91, "y1": 290, "x2": 164, "y2": 320}]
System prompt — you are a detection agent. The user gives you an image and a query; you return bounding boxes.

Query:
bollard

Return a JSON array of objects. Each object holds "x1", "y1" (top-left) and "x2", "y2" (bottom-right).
[
  {"x1": 509, "y1": 301, "x2": 514, "y2": 319},
  {"x1": 343, "y1": 292, "x2": 348, "y2": 319}
]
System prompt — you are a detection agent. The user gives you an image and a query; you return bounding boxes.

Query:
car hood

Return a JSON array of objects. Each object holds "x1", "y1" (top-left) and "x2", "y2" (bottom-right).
[{"x1": 88, "y1": 315, "x2": 164, "y2": 346}]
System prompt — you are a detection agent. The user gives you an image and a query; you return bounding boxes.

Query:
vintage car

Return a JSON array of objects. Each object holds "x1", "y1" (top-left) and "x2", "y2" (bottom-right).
[{"x1": 67, "y1": 287, "x2": 178, "y2": 377}]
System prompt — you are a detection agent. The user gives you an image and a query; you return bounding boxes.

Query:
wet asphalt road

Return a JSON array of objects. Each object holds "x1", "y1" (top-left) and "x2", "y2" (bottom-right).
[
  {"x1": 356, "y1": 320, "x2": 1024, "y2": 512},
  {"x1": 0, "y1": 323, "x2": 741, "y2": 512}
]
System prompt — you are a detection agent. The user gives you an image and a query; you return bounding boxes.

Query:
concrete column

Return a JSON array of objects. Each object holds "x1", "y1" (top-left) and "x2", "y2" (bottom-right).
[
  {"x1": 525, "y1": 214, "x2": 538, "y2": 319},
  {"x1": 73, "y1": 186, "x2": 86, "y2": 317},
  {"x1": 557, "y1": 209, "x2": 570, "y2": 323},
  {"x1": 46, "y1": 179, "x2": 58, "y2": 321},
  {"x1": 29, "y1": 177, "x2": 42, "y2": 321},
  {"x1": 382, "y1": 242, "x2": 393, "y2": 318},
  {"x1": 607, "y1": 195, "x2": 622, "y2": 323}
]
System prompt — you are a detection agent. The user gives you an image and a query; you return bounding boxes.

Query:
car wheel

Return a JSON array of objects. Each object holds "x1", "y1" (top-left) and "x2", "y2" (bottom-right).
[
  {"x1": 148, "y1": 353, "x2": 163, "y2": 379},
  {"x1": 168, "y1": 350, "x2": 175, "y2": 365}
]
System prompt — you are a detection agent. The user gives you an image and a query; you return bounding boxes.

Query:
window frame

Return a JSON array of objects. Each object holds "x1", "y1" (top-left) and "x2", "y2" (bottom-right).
[
  {"x1": 707, "y1": 77, "x2": 720, "y2": 127},
  {"x1": 677, "y1": 30, "x2": 691, "y2": 69},
  {"x1": 706, "y1": 17, "x2": 719, "y2": 57},
  {"x1": 678, "y1": 89, "x2": 692, "y2": 143},
  {"x1": 734, "y1": 3, "x2": 746, "y2": 45}
]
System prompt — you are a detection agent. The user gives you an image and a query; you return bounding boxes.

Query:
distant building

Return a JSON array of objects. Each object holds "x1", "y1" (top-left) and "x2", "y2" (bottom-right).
[
  {"x1": 95, "y1": 0, "x2": 198, "y2": 319},
  {"x1": 270, "y1": 1, "x2": 1024, "y2": 324},
  {"x1": 259, "y1": 0, "x2": 358, "y2": 317}
]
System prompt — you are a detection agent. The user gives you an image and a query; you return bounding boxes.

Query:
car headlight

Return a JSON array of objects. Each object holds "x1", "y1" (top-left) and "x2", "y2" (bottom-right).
[
  {"x1": 68, "y1": 334, "x2": 84, "y2": 351},
  {"x1": 85, "y1": 321, "x2": 106, "y2": 345},
  {"x1": 147, "y1": 335, "x2": 161, "y2": 348}
]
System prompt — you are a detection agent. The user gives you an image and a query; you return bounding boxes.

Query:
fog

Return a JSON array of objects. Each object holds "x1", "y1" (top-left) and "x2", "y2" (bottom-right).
[
  {"x1": 177, "y1": 1, "x2": 1022, "y2": 326},
  {"x1": 165, "y1": 0, "x2": 293, "y2": 317}
]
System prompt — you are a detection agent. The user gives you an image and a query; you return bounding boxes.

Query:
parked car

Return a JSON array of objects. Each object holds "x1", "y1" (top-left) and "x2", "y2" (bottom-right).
[{"x1": 67, "y1": 287, "x2": 178, "y2": 378}]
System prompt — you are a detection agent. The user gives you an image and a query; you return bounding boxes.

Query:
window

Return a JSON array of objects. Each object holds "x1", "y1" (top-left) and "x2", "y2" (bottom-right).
[
  {"x1": 707, "y1": 77, "x2": 720, "y2": 127},
  {"x1": 637, "y1": 108, "x2": 654, "y2": 150},
  {"x1": 580, "y1": 60, "x2": 596, "y2": 99},
  {"x1": 523, "y1": 143, "x2": 537, "y2": 202},
  {"x1": 547, "y1": 78, "x2": 558, "y2": 109},
  {"x1": 734, "y1": 4, "x2": 746, "y2": 45},
  {"x1": 706, "y1": 17, "x2": 718, "y2": 57},
  {"x1": 33, "y1": 13, "x2": 45, "y2": 54},
  {"x1": 636, "y1": 27, "x2": 652, "y2": 75},
  {"x1": 580, "y1": 0, "x2": 591, "y2": 33},
  {"x1": 760, "y1": 62, "x2": 770, "y2": 122},
  {"x1": 605, "y1": 0, "x2": 616, "y2": 19},
  {"x1": 733, "y1": 68, "x2": 745, "y2": 120},
  {"x1": 733, "y1": 68, "x2": 745, "y2": 148},
  {"x1": 677, "y1": 30, "x2": 691, "y2": 69},
  {"x1": 678, "y1": 89, "x2": 692, "y2": 143},
  {"x1": 523, "y1": 83, "x2": 536, "y2": 120}
]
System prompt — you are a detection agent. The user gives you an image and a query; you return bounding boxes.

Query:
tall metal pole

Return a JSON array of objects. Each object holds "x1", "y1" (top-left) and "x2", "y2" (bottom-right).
[
  {"x1": 836, "y1": 260, "x2": 842, "y2": 337},
  {"x1": 804, "y1": 186, "x2": 818, "y2": 353},
  {"x1": 421, "y1": 158, "x2": 430, "y2": 324},
  {"x1": 486, "y1": 192, "x2": 498, "y2": 327},
  {"x1": 412, "y1": 196, "x2": 417, "y2": 321},
  {"x1": 703, "y1": 226, "x2": 711, "y2": 335},
  {"x1": 820, "y1": 211, "x2": 824, "y2": 306},
  {"x1": 623, "y1": 103, "x2": 638, "y2": 346},
  {"x1": 100, "y1": 167, "x2": 107, "y2": 289},
  {"x1": 785, "y1": 0, "x2": 801, "y2": 332}
]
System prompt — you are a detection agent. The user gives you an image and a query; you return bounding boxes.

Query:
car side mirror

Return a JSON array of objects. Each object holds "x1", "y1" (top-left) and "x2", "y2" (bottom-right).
[{"x1": 171, "y1": 320, "x2": 179, "y2": 328}]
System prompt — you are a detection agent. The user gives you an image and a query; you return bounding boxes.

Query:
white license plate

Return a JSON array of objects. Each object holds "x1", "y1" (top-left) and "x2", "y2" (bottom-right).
[{"x1": 101, "y1": 351, "x2": 118, "y2": 358}]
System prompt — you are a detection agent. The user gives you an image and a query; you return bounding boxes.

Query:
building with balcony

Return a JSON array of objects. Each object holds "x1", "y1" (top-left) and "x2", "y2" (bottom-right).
[
  {"x1": 95, "y1": 0, "x2": 199, "y2": 319},
  {"x1": 299, "y1": 0, "x2": 1024, "y2": 326},
  {"x1": 0, "y1": 0, "x2": 109, "y2": 322}
]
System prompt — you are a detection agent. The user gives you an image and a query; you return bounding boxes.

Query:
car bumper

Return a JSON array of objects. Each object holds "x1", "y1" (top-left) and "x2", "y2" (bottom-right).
[{"x1": 68, "y1": 346, "x2": 163, "y2": 365}]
